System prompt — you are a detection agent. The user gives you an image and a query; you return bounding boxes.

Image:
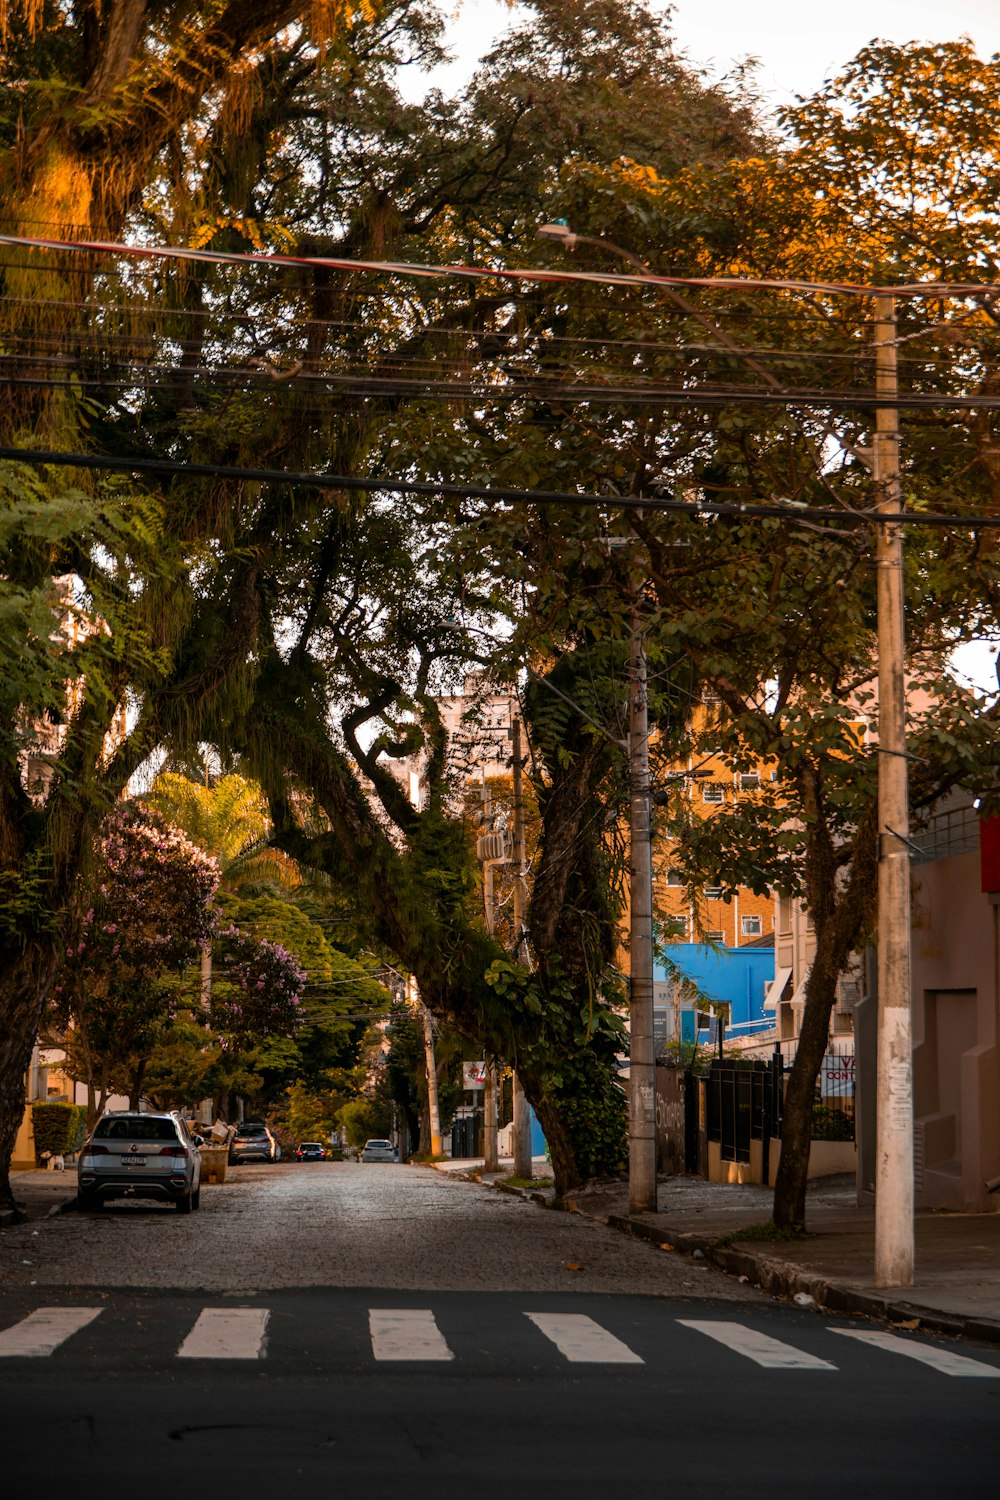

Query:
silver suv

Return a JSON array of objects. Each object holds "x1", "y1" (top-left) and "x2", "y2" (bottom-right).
[
  {"x1": 229, "y1": 1122, "x2": 280, "y2": 1165},
  {"x1": 77, "y1": 1111, "x2": 203, "y2": 1213}
]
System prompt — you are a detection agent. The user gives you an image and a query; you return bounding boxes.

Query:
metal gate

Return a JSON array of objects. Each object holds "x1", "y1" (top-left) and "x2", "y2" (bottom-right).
[{"x1": 705, "y1": 1059, "x2": 781, "y2": 1165}]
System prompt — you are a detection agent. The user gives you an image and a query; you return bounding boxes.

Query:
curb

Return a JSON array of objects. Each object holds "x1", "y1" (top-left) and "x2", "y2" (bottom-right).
[
  {"x1": 604, "y1": 1209, "x2": 1000, "y2": 1346},
  {"x1": 441, "y1": 1166, "x2": 1000, "y2": 1348}
]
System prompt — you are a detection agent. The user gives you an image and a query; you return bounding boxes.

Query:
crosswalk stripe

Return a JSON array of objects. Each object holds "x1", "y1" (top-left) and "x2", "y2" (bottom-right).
[
  {"x1": 678, "y1": 1319, "x2": 837, "y2": 1370},
  {"x1": 177, "y1": 1308, "x2": 269, "y2": 1360},
  {"x1": 0, "y1": 1307, "x2": 102, "y2": 1358},
  {"x1": 369, "y1": 1309, "x2": 453, "y2": 1362},
  {"x1": 829, "y1": 1327, "x2": 1000, "y2": 1377},
  {"x1": 525, "y1": 1312, "x2": 644, "y2": 1364}
]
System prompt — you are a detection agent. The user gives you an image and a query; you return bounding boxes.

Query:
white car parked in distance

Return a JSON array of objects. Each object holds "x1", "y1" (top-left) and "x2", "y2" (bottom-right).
[{"x1": 360, "y1": 1139, "x2": 396, "y2": 1163}]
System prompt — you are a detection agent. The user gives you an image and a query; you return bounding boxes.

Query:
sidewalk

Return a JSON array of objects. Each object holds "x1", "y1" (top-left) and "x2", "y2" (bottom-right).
[
  {"x1": 0, "y1": 1168, "x2": 78, "y2": 1227},
  {"x1": 439, "y1": 1160, "x2": 1000, "y2": 1344}
]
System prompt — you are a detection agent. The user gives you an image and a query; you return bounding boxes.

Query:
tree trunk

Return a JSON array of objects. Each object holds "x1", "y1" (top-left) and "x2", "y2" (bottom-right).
[
  {"x1": 0, "y1": 943, "x2": 58, "y2": 1213},
  {"x1": 772, "y1": 979, "x2": 837, "y2": 1227},
  {"x1": 128, "y1": 1057, "x2": 147, "y2": 1111},
  {"x1": 531, "y1": 1097, "x2": 579, "y2": 1198}
]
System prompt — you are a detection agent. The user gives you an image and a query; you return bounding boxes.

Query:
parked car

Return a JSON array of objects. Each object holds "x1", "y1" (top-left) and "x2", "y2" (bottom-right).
[
  {"x1": 229, "y1": 1122, "x2": 280, "y2": 1165},
  {"x1": 77, "y1": 1110, "x2": 203, "y2": 1212},
  {"x1": 360, "y1": 1138, "x2": 396, "y2": 1163},
  {"x1": 296, "y1": 1142, "x2": 326, "y2": 1162}
]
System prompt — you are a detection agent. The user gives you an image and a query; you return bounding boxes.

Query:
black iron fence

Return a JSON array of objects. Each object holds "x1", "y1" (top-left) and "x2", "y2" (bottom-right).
[{"x1": 697, "y1": 1048, "x2": 855, "y2": 1167}]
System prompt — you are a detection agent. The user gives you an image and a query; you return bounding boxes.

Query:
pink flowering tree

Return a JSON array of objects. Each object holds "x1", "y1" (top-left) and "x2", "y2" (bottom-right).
[
  {"x1": 210, "y1": 925, "x2": 306, "y2": 1046},
  {"x1": 52, "y1": 805, "x2": 220, "y2": 1125}
]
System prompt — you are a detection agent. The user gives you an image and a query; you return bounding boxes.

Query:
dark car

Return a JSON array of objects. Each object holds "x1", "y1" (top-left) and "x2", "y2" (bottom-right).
[
  {"x1": 229, "y1": 1122, "x2": 280, "y2": 1165},
  {"x1": 77, "y1": 1111, "x2": 203, "y2": 1212},
  {"x1": 296, "y1": 1142, "x2": 326, "y2": 1162}
]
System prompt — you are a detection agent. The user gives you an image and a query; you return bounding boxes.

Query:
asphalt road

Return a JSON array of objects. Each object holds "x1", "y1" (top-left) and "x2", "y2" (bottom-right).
[{"x1": 1, "y1": 1163, "x2": 997, "y2": 1495}]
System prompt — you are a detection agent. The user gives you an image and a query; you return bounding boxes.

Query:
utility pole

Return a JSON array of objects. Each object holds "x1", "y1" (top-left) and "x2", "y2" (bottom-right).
[
  {"x1": 480, "y1": 779, "x2": 499, "y2": 1172},
  {"x1": 628, "y1": 606, "x2": 657, "y2": 1214},
  {"x1": 510, "y1": 712, "x2": 534, "y2": 1179},
  {"x1": 411, "y1": 975, "x2": 442, "y2": 1158},
  {"x1": 873, "y1": 294, "x2": 914, "y2": 1287}
]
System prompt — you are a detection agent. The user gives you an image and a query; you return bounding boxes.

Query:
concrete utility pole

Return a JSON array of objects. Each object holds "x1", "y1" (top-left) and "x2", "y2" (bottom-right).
[
  {"x1": 873, "y1": 294, "x2": 914, "y2": 1287},
  {"x1": 480, "y1": 780, "x2": 500, "y2": 1172},
  {"x1": 510, "y1": 712, "x2": 534, "y2": 1179},
  {"x1": 411, "y1": 976, "x2": 442, "y2": 1158},
  {"x1": 628, "y1": 608, "x2": 657, "y2": 1214}
]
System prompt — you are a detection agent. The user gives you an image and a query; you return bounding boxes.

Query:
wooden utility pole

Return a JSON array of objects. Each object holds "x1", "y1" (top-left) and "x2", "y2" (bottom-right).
[
  {"x1": 873, "y1": 294, "x2": 914, "y2": 1287},
  {"x1": 510, "y1": 713, "x2": 534, "y2": 1179}
]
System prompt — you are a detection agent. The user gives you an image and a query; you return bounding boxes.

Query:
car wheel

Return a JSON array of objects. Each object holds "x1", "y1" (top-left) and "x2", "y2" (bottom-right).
[
  {"x1": 176, "y1": 1192, "x2": 193, "y2": 1214},
  {"x1": 191, "y1": 1186, "x2": 201, "y2": 1211}
]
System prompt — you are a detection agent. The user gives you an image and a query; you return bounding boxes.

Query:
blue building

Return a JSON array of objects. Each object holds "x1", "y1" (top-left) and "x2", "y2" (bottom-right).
[{"x1": 654, "y1": 941, "x2": 775, "y2": 1046}]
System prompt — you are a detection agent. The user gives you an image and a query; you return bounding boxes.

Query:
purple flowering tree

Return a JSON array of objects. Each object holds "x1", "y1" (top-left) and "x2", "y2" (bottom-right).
[
  {"x1": 51, "y1": 805, "x2": 219, "y2": 1125},
  {"x1": 210, "y1": 925, "x2": 306, "y2": 1046}
]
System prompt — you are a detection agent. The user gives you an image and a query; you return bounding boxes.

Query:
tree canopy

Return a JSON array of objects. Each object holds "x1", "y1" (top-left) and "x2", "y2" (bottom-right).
[{"x1": 3, "y1": 6, "x2": 1000, "y2": 1220}]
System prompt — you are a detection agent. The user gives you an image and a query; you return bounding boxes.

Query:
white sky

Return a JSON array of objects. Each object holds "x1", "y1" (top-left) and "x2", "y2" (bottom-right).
[{"x1": 421, "y1": 1, "x2": 1000, "y2": 109}]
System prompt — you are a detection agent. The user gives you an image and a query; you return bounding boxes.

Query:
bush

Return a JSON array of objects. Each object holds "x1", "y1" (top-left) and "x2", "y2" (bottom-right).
[
  {"x1": 31, "y1": 1101, "x2": 87, "y2": 1164},
  {"x1": 811, "y1": 1104, "x2": 855, "y2": 1142}
]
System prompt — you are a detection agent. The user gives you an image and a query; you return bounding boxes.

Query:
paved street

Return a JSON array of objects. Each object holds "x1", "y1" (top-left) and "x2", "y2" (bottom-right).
[
  {"x1": 0, "y1": 1161, "x2": 762, "y2": 1295},
  {"x1": 1, "y1": 1163, "x2": 997, "y2": 1494}
]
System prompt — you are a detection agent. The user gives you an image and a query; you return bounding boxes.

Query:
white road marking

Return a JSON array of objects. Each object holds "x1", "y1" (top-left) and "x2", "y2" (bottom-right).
[
  {"x1": 0, "y1": 1307, "x2": 102, "y2": 1357},
  {"x1": 678, "y1": 1320, "x2": 836, "y2": 1370},
  {"x1": 177, "y1": 1307, "x2": 269, "y2": 1360},
  {"x1": 525, "y1": 1313, "x2": 644, "y2": 1364},
  {"x1": 369, "y1": 1309, "x2": 453, "y2": 1361},
  {"x1": 830, "y1": 1327, "x2": 1000, "y2": 1377}
]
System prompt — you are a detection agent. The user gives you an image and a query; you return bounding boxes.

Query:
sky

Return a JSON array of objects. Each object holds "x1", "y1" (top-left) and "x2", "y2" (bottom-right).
[{"x1": 420, "y1": 1, "x2": 1000, "y2": 109}]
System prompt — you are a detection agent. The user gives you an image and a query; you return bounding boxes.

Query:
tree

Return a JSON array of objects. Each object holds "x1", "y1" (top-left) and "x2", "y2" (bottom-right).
[
  {"x1": 456, "y1": 39, "x2": 1000, "y2": 1226},
  {"x1": 0, "y1": 0, "x2": 766, "y2": 1203},
  {"x1": 50, "y1": 804, "x2": 219, "y2": 1123},
  {"x1": 0, "y1": 0, "x2": 385, "y2": 1210}
]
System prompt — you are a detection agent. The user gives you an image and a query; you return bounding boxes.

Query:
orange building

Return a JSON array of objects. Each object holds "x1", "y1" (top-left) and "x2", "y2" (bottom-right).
[{"x1": 653, "y1": 702, "x2": 776, "y2": 950}]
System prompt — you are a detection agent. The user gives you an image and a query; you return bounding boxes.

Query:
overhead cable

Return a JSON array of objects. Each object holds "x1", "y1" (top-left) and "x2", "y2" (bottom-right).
[{"x1": 3, "y1": 445, "x2": 998, "y2": 529}]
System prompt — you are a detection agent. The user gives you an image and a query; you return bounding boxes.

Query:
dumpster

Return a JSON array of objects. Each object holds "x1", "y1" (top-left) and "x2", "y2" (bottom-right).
[{"x1": 198, "y1": 1145, "x2": 229, "y2": 1185}]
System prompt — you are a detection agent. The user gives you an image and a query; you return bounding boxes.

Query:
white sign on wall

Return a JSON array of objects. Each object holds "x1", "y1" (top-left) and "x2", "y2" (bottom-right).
[{"x1": 462, "y1": 1061, "x2": 487, "y2": 1090}]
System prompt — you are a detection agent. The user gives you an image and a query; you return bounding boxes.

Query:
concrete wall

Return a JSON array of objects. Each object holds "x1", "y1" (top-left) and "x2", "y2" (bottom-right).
[{"x1": 908, "y1": 850, "x2": 1000, "y2": 1211}]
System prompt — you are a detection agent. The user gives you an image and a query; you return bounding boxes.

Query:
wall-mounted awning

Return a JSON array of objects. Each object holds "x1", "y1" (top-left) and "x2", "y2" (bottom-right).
[{"x1": 763, "y1": 965, "x2": 792, "y2": 1012}]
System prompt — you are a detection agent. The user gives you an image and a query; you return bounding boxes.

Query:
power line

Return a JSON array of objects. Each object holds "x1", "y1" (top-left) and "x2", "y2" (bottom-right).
[
  {"x1": 3, "y1": 230, "x2": 1000, "y2": 300},
  {"x1": 3, "y1": 444, "x2": 998, "y2": 529},
  {"x1": 2, "y1": 366, "x2": 997, "y2": 411}
]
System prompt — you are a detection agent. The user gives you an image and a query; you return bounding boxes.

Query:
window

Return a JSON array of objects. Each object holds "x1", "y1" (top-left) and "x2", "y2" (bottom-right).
[
  {"x1": 665, "y1": 867, "x2": 684, "y2": 887},
  {"x1": 741, "y1": 915, "x2": 763, "y2": 936},
  {"x1": 94, "y1": 1117, "x2": 179, "y2": 1142},
  {"x1": 663, "y1": 915, "x2": 688, "y2": 939},
  {"x1": 704, "y1": 929, "x2": 725, "y2": 943},
  {"x1": 704, "y1": 883, "x2": 724, "y2": 899},
  {"x1": 738, "y1": 771, "x2": 761, "y2": 791},
  {"x1": 702, "y1": 783, "x2": 724, "y2": 803}
]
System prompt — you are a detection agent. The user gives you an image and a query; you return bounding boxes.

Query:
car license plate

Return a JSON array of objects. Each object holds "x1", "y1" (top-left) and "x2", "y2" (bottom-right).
[{"x1": 121, "y1": 1156, "x2": 146, "y2": 1166}]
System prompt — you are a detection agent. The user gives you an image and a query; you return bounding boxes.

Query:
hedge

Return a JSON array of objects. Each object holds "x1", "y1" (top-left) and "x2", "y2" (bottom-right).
[{"x1": 31, "y1": 1101, "x2": 88, "y2": 1165}]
